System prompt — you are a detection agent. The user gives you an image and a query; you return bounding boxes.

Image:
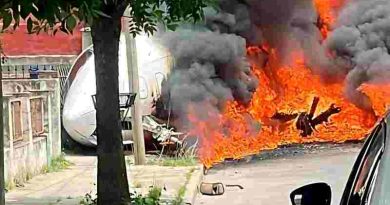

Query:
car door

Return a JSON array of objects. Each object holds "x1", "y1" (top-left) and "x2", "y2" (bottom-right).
[{"x1": 339, "y1": 120, "x2": 386, "y2": 205}]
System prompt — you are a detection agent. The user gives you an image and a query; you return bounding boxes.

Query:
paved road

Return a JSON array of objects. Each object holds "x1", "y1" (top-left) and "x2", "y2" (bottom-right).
[{"x1": 197, "y1": 143, "x2": 362, "y2": 205}]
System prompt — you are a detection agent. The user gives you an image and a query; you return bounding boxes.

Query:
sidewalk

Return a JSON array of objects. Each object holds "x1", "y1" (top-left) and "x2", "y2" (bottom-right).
[{"x1": 5, "y1": 156, "x2": 203, "y2": 205}]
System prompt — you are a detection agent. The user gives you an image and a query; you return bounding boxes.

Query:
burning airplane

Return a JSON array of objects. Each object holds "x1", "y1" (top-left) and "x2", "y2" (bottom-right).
[
  {"x1": 62, "y1": 33, "x2": 183, "y2": 148},
  {"x1": 63, "y1": 0, "x2": 390, "y2": 168},
  {"x1": 154, "y1": 0, "x2": 390, "y2": 168}
]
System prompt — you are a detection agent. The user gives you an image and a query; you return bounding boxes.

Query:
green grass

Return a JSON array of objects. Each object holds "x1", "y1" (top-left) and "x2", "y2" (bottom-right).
[
  {"x1": 43, "y1": 153, "x2": 74, "y2": 173},
  {"x1": 5, "y1": 180, "x2": 14, "y2": 192},
  {"x1": 171, "y1": 167, "x2": 195, "y2": 205},
  {"x1": 186, "y1": 168, "x2": 195, "y2": 181},
  {"x1": 147, "y1": 156, "x2": 198, "y2": 167},
  {"x1": 171, "y1": 186, "x2": 186, "y2": 205}
]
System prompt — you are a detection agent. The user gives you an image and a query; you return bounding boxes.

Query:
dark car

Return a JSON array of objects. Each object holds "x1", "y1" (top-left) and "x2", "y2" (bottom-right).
[{"x1": 290, "y1": 112, "x2": 390, "y2": 205}]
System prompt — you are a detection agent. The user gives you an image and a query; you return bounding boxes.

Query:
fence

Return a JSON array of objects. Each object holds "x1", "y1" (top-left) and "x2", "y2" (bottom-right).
[
  {"x1": 2, "y1": 65, "x2": 34, "y2": 79},
  {"x1": 2, "y1": 64, "x2": 72, "y2": 107}
]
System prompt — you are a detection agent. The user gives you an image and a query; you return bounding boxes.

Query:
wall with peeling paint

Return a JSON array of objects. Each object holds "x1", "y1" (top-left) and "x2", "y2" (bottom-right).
[{"x1": 2, "y1": 78, "x2": 61, "y2": 187}]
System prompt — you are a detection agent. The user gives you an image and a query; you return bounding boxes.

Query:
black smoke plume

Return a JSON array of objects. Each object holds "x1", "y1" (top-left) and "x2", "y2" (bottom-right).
[
  {"x1": 154, "y1": 30, "x2": 258, "y2": 129},
  {"x1": 325, "y1": 0, "x2": 390, "y2": 113},
  {"x1": 154, "y1": 0, "x2": 390, "y2": 129}
]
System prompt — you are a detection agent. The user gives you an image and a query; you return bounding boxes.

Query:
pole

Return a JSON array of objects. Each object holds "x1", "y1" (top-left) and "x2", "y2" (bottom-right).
[
  {"x1": 81, "y1": 27, "x2": 93, "y2": 50},
  {"x1": 124, "y1": 8, "x2": 146, "y2": 165},
  {"x1": 0, "y1": 46, "x2": 5, "y2": 205}
]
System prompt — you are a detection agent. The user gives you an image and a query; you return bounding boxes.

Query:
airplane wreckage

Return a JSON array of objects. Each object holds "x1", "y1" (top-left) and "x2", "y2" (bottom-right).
[{"x1": 62, "y1": 33, "x2": 189, "y2": 151}]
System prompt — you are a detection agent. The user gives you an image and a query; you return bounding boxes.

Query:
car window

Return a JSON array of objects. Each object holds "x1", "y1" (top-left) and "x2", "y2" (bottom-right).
[
  {"x1": 369, "y1": 119, "x2": 390, "y2": 205},
  {"x1": 341, "y1": 127, "x2": 377, "y2": 205},
  {"x1": 347, "y1": 123, "x2": 385, "y2": 205},
  {"x1": 365, "y1": 165, "x2": 379, "y2": 204}
]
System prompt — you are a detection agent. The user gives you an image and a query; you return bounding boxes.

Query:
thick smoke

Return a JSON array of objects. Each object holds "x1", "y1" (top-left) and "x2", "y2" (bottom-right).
[
  {"x1": 206, "y1": 0, "x2": 305, "y2": 58},
  {"x1": 207, "y1": 0, "x2": 390, "y2": 113},
  {"x1": 156, "y1": 31, "x2": 258, "y2": 128},
  {"x1": 325, "y1": 0, "x2": 390, "y2": 112},
  {"x1": 156, "y1": 0, "x2": 390, "y2": 130},
  {"x1": 205, "y1": 0, "x2": 261, "y2": 45},
  {"x1": 155, "y1": 0, "x2": 325, "y2": 128},
  {"x1": 206, "y1": 0, "x2": 342, "y2": 70}
]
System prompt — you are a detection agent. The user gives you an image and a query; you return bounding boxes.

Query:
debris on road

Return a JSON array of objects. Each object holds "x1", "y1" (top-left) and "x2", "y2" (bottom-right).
[
  {"x1": 225, "y1": 184, "x2": 244, "y2": 190},
  {"x1": 200, "y1": 182, "x2": 225, "y2": 196},
  {"x1": 199, "y1": 182, "x2": 244, "y2": 196}
]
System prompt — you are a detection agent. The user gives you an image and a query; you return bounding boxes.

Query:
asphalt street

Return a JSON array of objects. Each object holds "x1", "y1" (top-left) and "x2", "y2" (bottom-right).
[{"x1": 197, "y1": 143, "x2": 362, "y2": 205}]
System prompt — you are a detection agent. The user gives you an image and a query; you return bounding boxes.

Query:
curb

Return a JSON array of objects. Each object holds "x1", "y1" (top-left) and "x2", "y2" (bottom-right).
[{"x1": 183, "y1": 165, "x2": 204, "y2": 205}]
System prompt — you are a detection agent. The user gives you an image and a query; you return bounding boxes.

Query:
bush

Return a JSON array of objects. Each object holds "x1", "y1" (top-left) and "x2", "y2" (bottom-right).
[
  {"x1": 131, "y1": 186, "x2": 162, "y2": 205},
  {"x1": 80, "y1": 187, "x2": 163, "y2": 205}
]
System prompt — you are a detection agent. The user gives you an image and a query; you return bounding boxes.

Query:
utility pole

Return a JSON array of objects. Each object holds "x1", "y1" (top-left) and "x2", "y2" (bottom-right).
[
  {"x1": 0, "y1": 45, "x2": 5, "y2": 205},
  {"x1": 124, "y1": 8, "x2": 146, "y2": 165},
  {"x1": 80, "y1": 27, "x2": 92, "y2": 50}
]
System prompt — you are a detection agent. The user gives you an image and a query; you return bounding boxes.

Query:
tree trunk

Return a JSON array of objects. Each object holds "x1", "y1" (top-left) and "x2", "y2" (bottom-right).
[{"x1": 91, "y1": 4, "x2": 130, "y2": 205}]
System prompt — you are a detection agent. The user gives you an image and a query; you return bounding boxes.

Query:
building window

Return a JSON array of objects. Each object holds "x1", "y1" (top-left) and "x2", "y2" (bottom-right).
[
  {"x1": 30, "y1": 98, "x2": 44, "y2": 136},
  {"x1": 11, "y1": 101, "x2": 23, "y2": 142}
]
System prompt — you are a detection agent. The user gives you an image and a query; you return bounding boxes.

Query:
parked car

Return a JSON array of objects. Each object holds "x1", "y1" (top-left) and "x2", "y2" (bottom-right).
[{"x1": 290, "y1": 111, "x2": 390, "y2": 205}]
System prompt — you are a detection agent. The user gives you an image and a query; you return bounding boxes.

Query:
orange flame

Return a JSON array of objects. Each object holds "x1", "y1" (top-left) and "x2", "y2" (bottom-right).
[
  {"x1": 186, "y1": 0, "x2": 387, "y2": 168},
  {"x1": 314, "y1": 0, "x2": 347, "y2": 39},
  {"x1": 188, "y1": 47, "x2": 390, "y2": 168}
]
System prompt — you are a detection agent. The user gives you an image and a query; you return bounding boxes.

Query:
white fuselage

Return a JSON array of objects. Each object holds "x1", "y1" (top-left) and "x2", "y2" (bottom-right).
[{"x1": 62, "y1": 33, "x2": 172, "y2": 146}]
